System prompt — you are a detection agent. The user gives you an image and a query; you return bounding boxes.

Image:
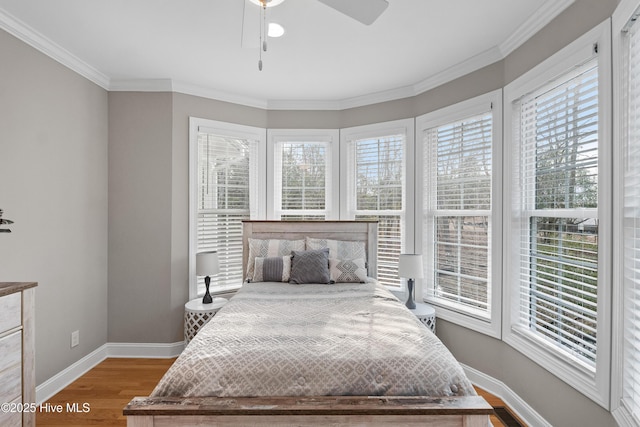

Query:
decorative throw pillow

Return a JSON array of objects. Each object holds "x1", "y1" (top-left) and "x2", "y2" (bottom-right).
[
  {"x1": 253, "y1": 256, "x2": 291, "y2": 282},
  {"x1": 246, "y1": 238, "x2": 305, "y2": 281},
  {"x1": 329, "y1": 258, "x2": 368, "y2": 283},
  {"x1": 305, "y1": 237, "x2": 367, "y2": 264},
  {"x1": 289, "y1": 248, "x2": 330, "y2": 284}
]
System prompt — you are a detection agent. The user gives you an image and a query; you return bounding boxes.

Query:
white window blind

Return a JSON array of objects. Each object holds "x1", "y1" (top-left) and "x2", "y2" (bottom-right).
[
  {"x1": 274, "y1": 141, "x2": 330, "y2": 220},
  {"x1": 348, "y1": 134, "x2": 405, "y2": 287},
  {"x1": 196, "y1": 132, "x2": 257, "y2": 294},
  {"x1": 424, "y1": 112, "x2": 492, "y2": 317},
  {"x1": 514, "y1": 58, "x2": 600, "y2": 367},
  {"x1": 621, "y1": 13, "x2": 640, "y2": 422}
]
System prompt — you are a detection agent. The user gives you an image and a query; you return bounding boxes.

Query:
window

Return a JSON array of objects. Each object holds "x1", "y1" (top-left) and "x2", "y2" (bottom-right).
[
  {"x1": 341, "y1": 119, "x2": 414, "y2": 288},
  {"x1": 504, "y1": 21, "x2": 611, "y2": 407},
  {"x1": 268, "y1": 130, "x2": 339, "y2": 220},
  {"x1": 417, "y1": 90, "x2": 502, "y2": 337},
  {"x1": 189, "y1": 118, "x2": 266, "y2": 297},
  {"x1": 613, "y1": 2, "x2": 640, "y2": 424},
  {"x1": 517, "y1": 59, "x2": 599, "y2": 365}
]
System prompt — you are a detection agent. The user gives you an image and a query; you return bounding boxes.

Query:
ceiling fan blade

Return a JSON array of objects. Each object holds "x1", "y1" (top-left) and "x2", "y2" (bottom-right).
[{"x1": 317, "y1": 0, "x2": 389, "y2": 25}]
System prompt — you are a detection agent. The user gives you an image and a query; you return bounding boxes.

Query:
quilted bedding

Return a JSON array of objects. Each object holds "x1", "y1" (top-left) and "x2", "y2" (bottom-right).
[{"x1": 151, "y1": 281, "x2": 476, "y2": 398}]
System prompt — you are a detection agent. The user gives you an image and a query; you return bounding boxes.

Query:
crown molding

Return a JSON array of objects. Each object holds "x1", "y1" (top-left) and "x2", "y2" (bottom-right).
[
  {"x1": 1, "y1": 0, "x2": 574, "y2": 110},
  {"x1": 267, "y1": 84, "x2": 416, "y2": 111},
  {"x1": 109, "y1": 79, "x2": 271, "y2": 109},
  {"x1": 412, "y1": 46, "x2": 503, "y2": 96},
  {"x1": 266, "y1": 98, "x2": 343, "y2": 111},
  {"x1": 172, "y1": 80, "x2": 270, "y2": 110},
  {"x1": 499, "y1": 0, "x2": 575, "y2": 57},
  {"x1": 0, "y1": 8, "x2": 110, "y2": 89},
  {"x1": 109, "y1": 78, "x2": 174, "y2": 92},
  {"x1": 336, "y1": 84, "x2": 417, "y2": 110}
]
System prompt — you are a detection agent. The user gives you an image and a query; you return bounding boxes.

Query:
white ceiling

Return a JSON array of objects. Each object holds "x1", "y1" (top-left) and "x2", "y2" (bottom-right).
[{"x1": 0, "y1": 0, "x2": 573, "y2": 109}]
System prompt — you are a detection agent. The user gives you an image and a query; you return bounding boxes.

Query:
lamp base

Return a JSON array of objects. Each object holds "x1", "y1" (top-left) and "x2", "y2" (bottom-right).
[
  {"x1": 405, "y1": 278, "x2": 416, "y2": 309},
  {"x1": 202, "y1": 276, "x2": 213, "y2": 304}
]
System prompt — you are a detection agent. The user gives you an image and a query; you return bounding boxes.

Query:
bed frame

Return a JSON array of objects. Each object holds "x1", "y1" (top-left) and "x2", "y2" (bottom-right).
[
  {"x1": 124, "y1": 221, "x2": 493, "y2": 427},
  {"x1": 241, "y1": 220, "x2": 379, "y2": 279}
]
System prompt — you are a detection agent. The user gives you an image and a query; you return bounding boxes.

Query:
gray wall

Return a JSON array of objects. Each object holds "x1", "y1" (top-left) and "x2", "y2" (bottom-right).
[
  {"x1": 107, "y1": 92, "x2": 177, "y2": 342},
  {"x1": 0, "y1": 29, "x2": 109, "y2": 384}
]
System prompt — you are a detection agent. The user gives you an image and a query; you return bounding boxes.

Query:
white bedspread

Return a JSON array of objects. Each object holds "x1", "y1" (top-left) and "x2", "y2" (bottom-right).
[{"x1": 151, "y1": 281, "x2": 476, "y2": 398}]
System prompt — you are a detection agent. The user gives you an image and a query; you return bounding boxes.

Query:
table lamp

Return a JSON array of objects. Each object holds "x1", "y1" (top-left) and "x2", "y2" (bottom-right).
[
  {"x1": 196, "y1": 251, "x2": 219, "y2": 304},
  {"x1": 398, "y1": 254, "x2": 424, "y2": 309}
]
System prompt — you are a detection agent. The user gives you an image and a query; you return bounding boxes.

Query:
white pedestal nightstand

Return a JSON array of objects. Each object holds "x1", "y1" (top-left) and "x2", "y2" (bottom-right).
[
  {"x1": 184, "y1": 297, "x2": 227, "y2": 344},
  {"x1": 410, "y1": 302, "x2": 436, "y2": 333}
]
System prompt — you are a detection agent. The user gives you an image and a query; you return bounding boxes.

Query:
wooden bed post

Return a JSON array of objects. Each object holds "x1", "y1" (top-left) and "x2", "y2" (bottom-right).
[
  {"x1": 127, "y1": 415, "x2": 153, "y2": 427},
  {"x1": 124, "y1": 395, "x2": 493, "y2": 427}
]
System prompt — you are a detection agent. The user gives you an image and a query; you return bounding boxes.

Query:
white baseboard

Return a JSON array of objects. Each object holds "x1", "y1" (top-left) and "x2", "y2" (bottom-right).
[
  {"x1": 612, "y1": 405, "x2": 638, "y2": 427},
  {"x1": 36, "y1": 341, "x2": 185, "y2": 404},
  {"x1": 463, "y1": 363, "x2": 552, "y2": 427},
  {"x1": 107, "y1": 341, "x2": 185, "y2": 358},
  {"x1": 36, "y1": 344, "x2": 109, "y2": 404}
]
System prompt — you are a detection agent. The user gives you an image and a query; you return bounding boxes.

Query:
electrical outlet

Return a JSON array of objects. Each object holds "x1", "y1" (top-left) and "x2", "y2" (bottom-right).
[{"x1": 71, "y1": 330, "x2": 79, "y2": 348}]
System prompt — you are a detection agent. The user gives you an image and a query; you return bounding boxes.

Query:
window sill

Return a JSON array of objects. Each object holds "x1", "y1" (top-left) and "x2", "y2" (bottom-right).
[
  {"x1": 424, "y1": 298, "x2": 500, "y2": 339},
  {"x1": 503, "y1": 325, "x2": 609, "y2": 409}
]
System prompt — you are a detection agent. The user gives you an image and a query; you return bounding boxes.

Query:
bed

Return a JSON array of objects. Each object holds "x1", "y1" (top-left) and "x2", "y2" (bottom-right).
[{"x1": 124, "y1": 221, "x2": 492, "y2": 426}]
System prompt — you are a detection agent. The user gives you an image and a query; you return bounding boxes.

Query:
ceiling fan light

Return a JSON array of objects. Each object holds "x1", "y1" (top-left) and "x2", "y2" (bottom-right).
[
  {"x1": 249, "y1": 0, "x2": 286, "y2": 7},
  {"x1": 268, "y1": 23, "x2": 285, "y2": 38}
]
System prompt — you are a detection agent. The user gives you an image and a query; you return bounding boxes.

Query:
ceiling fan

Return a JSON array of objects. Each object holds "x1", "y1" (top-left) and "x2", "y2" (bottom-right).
[
  {"x1": 244, "y1": 0, "x2": 389, "y2": 70},
  {"x1": 248, "y1": 0, "x2": 389, "y2": 26},
  {"x1": 314, "y1": 0, "x2": 389, "y2": 25}
]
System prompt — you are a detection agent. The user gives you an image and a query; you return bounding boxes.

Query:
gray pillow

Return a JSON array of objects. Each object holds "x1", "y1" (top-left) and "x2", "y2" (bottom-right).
[
  {"x1": 252, "y1": 256, "x2": 291, "y2": 282},
  {"x1": 289, "y1": 248, "x2": 330, "y2": 284}
]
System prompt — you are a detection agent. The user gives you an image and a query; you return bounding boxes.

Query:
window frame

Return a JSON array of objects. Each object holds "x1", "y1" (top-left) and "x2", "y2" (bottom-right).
[
  {"x1": 416, "y1": 90, "x2": 503, "y2": 338},
  {"x1": 266, "y1": 129, "x2": 340, "y2": 220},
  {"x1": 503, "y1": 20, "x2": 612, "y2": 408},
  {"x1": 339, "y1": 119, "x2": 415, "y2": 288},
  {"x1": 189, "y1": 117, "x2": 267, "y2": 298},
  {"x1": 612, "y1": 1, "x2": 640, "y2": 424}
]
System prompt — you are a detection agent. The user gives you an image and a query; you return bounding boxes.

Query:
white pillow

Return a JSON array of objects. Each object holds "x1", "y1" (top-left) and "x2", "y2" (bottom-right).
[
  {"x1": 246, "y1": 238, "x2": 304, "y2": 281},
  {"x1": 329, "y1": 258, "x2": 368, "y2": 283},
  {"x1": 305, "y1": 237, "x2": 366, "y2": 263}
]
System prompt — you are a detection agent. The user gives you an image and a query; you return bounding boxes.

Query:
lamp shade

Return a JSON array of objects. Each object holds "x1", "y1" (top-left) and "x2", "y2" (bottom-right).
[
  {"x1": 196, "y1": 251, "x2": 219, "y2": 276},
  {"x1": 398, "y1": 254, "x2": 424, "y2": 279}
]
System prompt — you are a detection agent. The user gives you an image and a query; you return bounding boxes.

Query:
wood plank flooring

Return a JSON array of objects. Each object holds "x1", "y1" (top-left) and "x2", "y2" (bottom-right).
[
  {"x1": 37, "y1": 357, "x2": 524, "y2": 426},
  {"x1": 475, "y1": 386, "x2": 526, "y2": 427},
  {"x1": 37, "y1": 358, "x2": 172, "y2": 426}
]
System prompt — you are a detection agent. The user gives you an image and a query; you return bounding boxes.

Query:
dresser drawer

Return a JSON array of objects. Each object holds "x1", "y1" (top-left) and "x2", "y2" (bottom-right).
[
  {"x1": 0, "y1": 292, "x2": 21, "y2": 334},
  {"x1": 0, "y1": 331, "x2": 22, "y2": 404},
  {"x1": 0, "y1": 292, "x2": 22, "y2": 335},
  {"x1": 0, "y1": 396, "x2": 22, "y2": 427}
]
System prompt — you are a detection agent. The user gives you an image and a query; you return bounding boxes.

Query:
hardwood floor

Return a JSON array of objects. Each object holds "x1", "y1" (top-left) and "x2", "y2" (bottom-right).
[
  {"x1": 37, "y1": 358, "x2": 524, "y2": 426},
  {"x1": 37, "y1": 358, "x2": 173, "y2": 426},
  {"x1": 475, "y1": 386, "x2": 527, "y2": 427}
]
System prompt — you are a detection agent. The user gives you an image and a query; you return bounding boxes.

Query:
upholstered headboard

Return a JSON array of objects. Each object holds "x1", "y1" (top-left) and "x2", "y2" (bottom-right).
[{"x1": 242, "y1": 221, "x2": 378, "y2": 280}]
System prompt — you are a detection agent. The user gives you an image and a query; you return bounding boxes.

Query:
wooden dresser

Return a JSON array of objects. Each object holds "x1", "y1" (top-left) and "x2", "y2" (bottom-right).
[{"x1": 0, "y1": 282, "x2": 36, "y2": 427}]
